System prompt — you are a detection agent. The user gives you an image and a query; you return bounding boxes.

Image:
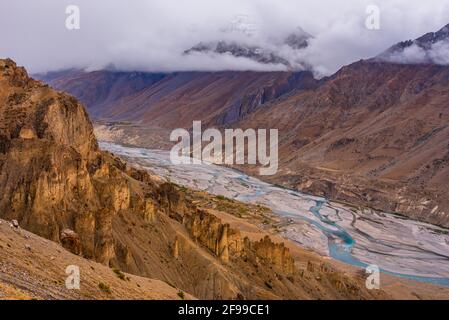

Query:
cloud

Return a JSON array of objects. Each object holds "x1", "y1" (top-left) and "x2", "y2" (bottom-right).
[
  {"x1": 383, "y1": 44, "x2": 429, "y2": 64},
  {"x1": 380, "y1": 40, "x2": 449, "y2": 65},
  {"x1": 429, "y1": 40, "x2": 449, "y2": 64},
  {"x1": 1, "y1": 0, "x2": 449, "y2": 75}
]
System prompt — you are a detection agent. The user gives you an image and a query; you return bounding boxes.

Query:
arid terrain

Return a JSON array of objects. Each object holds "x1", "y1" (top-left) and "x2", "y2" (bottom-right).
[
  {"x1": 2, "y1": 58, "x2": 428, "y2": 300},
  {"x1": 0, "y1": 218, "x2": 193, "y2": 300},
  {"x1": 101, "y1": 142, "x2": 449, "y2": 284},
  {"x1": 3, "y1": 57, "x2": 449, "y2": 299},
  {"x1": 2, "y1": 0, "x2": 449, "y2": 304}
]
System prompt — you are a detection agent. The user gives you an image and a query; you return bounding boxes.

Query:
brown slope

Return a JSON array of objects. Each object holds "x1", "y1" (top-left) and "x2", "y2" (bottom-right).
[
  {"x1": 236, "y1": 59, "x2": 449, "y2": 227},
  {"x1": 35, "y1": 69, "x2": 166, "y2": 119},
  {"x1": 0, "y1": 58, "x2": 388, "y2": 300},
  {"x1": 0, "y1": 219, "x2": 193, "y2": 300},
  {"x1": 37, "y1": 69, "x2": 317, "y2": 128}
]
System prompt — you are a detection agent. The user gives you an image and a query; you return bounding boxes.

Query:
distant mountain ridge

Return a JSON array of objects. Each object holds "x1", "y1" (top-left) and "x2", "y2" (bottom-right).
[
  {"x1": 36, "y1": 69, "x2": 317, "y2": 127},
  {"x1": 378, "y1": 23, "x2": 449, "y2": 64},
  {"x1": 386, "y1": 23, "x2": 449, "y2": 52},
  {"x1": 184, "y1": 27, "x2": 312, "y2": 70}
]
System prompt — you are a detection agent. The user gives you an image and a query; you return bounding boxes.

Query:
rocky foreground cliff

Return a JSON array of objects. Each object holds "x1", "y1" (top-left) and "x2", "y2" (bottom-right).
[{"x1": 0, "y1": 58, "x2": 392, "y2": 300}]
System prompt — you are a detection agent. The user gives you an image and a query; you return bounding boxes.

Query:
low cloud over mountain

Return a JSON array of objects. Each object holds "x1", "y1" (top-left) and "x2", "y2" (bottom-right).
[
  {"x1": 1, "y1": 0, "x2": 449, "y2": 76},
  {"x1": 378, "y1": 23, "x2": 449, "y2": 65}
]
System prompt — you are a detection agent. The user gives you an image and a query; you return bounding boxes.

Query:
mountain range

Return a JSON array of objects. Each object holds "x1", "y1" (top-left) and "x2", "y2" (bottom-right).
[{"x1": 35, "y1": 23, "x2": 449, "y2": 229}]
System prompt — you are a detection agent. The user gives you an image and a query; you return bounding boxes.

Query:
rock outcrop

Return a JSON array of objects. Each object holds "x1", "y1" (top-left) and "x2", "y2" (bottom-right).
[
  {"x1": 252, "y1": 236, "x2": 295, "y2": 275},
  {"x1": 184, "y1": 209, "x2": 242, "y2": 263},
  {"x1": 0, "y1": 59, "x2": 138, "y2": 263},
  {"x1": 60, "y1": 229, "x2": 82, "y2": 255}
]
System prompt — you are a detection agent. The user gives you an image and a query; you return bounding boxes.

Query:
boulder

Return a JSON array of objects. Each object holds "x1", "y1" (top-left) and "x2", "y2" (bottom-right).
[
  {"x1": 11, "y1": 220, "x2": 19, "y2": 228},
  {"x1": 60, "y1": 229, "x2": 82, "y2": 255}
]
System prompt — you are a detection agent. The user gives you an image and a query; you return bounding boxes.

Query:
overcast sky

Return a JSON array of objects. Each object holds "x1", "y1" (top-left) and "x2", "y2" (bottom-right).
[{"x1": 1, "y1": 0, "x2": 449, "y2": 75}]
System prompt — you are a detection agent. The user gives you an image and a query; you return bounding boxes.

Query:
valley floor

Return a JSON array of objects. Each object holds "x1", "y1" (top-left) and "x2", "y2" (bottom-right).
[{"x1": 97, "y1": 141, "x2": 449, "y2": 299}]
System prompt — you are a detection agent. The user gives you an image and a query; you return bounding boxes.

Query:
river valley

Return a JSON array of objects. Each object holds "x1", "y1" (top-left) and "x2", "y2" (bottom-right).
[{"x1": 100, "y1": 142, "x2": 449, "y2": 286}]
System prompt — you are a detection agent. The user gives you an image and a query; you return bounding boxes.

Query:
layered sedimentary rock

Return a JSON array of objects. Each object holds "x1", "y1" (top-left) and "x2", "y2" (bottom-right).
[{"x1": 184, "y1": 209, "x2": 294, "y2": 273}]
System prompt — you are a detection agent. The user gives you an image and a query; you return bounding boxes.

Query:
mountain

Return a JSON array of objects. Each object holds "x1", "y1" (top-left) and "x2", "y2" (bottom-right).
[
  {"x1": 378, "y1": 23, "x2": 449, "y2": 64},
  {"x1": 384, "y1": 23, "x2": 449, "y2": 53},
  {"x1": 236, "y1": 59, "x2": 449, "y2": 227},
  {"x1": 36, "y1": 70, "x2": 317, "y2": 127},
  {"x1": 184, "y1": 41, "x2": 292, "y2": 67},
  {"x1": 1, "y1": 58, "x2": 390, "y2": 300},
  {"x1": 35, "y1": 26, "x2": 316, "y2": 128},
  {"x1": 184, "y1": 27, "x2": 312, "y2": 70},
  {"x1": 37, "y1": 69, "x2": 166, "y2": 120},
  {"x1": 237, "y1": 24, "x2": 449, "y2": 227}
]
